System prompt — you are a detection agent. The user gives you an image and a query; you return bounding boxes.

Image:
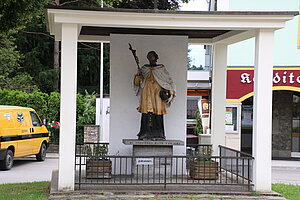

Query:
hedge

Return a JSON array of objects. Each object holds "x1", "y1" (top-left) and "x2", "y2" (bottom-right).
[{"x1": 0, "y1": 89, "x2": 96, "y2": 143}]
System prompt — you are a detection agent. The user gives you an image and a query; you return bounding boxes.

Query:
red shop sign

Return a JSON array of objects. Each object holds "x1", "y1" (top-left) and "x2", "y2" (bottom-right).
[{"x1": 226, "y1": 67, "x2": 300, "y2": 102}]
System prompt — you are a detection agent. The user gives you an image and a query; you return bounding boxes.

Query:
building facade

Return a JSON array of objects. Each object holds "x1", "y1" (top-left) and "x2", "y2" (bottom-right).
[{"x1": 217, "y1": 0, "x2": 300, "y2": 158}]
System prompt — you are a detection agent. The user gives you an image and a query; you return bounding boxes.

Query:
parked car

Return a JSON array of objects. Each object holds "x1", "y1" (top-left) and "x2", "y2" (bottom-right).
[{"x1": 0, "y1": 106, "x2": 49, "y2": 170}]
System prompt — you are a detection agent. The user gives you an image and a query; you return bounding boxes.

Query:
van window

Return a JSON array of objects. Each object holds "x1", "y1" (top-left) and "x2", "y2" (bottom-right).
[{"x1": 30, "y1": 111, "x2": 42, "y2": 127}]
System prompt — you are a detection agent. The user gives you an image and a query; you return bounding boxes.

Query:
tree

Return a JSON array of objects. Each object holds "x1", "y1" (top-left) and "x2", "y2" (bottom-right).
[
  {"x1": 0, "y1": 0, "x2": 49, "y2": 92},
  {"x1": 14, "y1": 16, "x2": 55, "y2": 93},
  {"x1": 0, "y1": 0, "x2": 48, "y2": 33},
  {"x1": 111, "y1": 0, "x2": 189, "y2": 10},
  {"x1": 0, "y1": 34, "x2": 22, "y2": 76},
  {"x1": 188, "y1": 65, "x2": 204, "y2": 70},
  {"x1": 0, "y1": 33, "x2": 39, "y2": 92},
  {"x1": 1, "y1": 0, "x2": 192, "y2": 94}
]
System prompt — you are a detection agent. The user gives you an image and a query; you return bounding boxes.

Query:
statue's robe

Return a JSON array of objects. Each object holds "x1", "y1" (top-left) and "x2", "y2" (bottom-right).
[{"x1": 134, "y1": 64, "x2": 175, "y2": 140}]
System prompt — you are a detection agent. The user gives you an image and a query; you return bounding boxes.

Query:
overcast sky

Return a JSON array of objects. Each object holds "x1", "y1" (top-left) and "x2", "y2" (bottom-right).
[{"x1": 180, "y1": 0, "x2": 208, "y2": 68}]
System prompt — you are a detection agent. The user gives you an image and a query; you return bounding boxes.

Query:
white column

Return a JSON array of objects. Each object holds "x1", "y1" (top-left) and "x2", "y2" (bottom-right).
[
  {"x1": 253, "y1": 29, "x2": 275, "y2": 192},
  {"x1": 99, "y1": 42, "x2": 104, "y2": 142},
  {"x1": 211, "y1": 43, "x2": 227, "y2": 155},
  {"x1": 58, "y1": 23, "x2": 78, "y2": 191}
]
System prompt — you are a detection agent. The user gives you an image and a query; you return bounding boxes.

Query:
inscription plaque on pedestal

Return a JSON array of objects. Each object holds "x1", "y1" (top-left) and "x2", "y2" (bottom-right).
[
  {"x1": 123, "y1": 139, "x2": 184, "y2": 146},
  {"x1": 123, "y1": 139, "x2": 184, "y2": 178}
]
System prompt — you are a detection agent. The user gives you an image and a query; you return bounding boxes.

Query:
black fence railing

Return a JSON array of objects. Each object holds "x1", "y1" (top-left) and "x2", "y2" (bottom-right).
[
  {"x1": 219, "y1": 145, "x2": 254, "y2": 182},
  {"x1": 75, "y1": 143, "x2": 254, "y2": 190}
]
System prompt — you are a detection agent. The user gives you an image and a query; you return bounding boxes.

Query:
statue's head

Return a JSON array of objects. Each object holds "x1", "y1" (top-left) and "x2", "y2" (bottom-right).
[{"x1": 147, "y1": 51, "x2": 159, "y2": 62}]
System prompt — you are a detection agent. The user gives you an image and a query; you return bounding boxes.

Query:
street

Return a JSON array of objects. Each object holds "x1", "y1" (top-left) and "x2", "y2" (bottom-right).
[
  {"x1": 272, "y1": 160, "x2": 300, "y2": 185},
  {"x1": 0, "y1": 153, "x2": 58, "y2": 184}
]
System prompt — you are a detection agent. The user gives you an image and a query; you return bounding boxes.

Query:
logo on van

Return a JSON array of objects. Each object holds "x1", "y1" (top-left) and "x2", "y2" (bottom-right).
[{"x1": 17, "y1": 113, "x2": 24, "y2": 125}]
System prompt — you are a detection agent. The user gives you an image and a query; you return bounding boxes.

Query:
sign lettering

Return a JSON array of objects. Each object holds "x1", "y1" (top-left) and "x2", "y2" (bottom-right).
[
  {"x1": 136, "y1": 158, "x2": 153, "y2": 165},
  {"x1": 240, "y1": 71, "x2": 300, "y2": 84},
  {"x1": 227, "y1": 68, "x2": 300, "y2": 102}
]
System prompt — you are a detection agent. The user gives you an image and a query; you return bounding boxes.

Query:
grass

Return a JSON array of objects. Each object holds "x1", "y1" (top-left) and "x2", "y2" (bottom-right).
[
  {"x1": 0, "y1": 181, "x2": 50, "y2": 200},
  {"x1": 272, "y1": 184, "x2": 300, "y2": 200},
  {"x1": 0, "y1": 182, "x2": 298, "y2": 200}
]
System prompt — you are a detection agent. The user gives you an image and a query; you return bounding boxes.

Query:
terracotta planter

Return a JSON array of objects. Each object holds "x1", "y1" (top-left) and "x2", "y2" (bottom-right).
[
  {"x1": 86, "y1": 159, "x2": 112, "y2": 179},
  {"x1": 189, "y1": 160, "x2": 218, "y2": 180}
]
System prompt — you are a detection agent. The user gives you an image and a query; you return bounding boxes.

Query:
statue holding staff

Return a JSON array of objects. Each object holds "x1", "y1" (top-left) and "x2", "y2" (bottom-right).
[{"x1": 129, "y1": 44, "x2": 175, "y2": 140}]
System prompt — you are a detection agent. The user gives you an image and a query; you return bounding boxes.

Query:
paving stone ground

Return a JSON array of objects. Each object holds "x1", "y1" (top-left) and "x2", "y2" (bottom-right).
[{"x1": 49, "y1": 192, "x2": 286, "y2": 200}]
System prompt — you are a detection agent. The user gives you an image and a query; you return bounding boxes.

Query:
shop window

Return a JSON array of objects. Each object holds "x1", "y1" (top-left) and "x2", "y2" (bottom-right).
[{"x1": 225, "y1": 104, "x2": 241, "y2": 133}]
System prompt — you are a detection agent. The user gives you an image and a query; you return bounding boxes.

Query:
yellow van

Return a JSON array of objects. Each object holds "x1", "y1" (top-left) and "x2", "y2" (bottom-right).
[{"x1": 0, "y1": 106, "x2": 49, "y2": 170}]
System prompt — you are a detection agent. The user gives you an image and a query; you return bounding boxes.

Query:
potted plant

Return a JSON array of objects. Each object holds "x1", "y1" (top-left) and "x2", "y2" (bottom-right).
[
  {"x1": 189, "y1": 148, "x2": 219, "y2": 180},
  {"x1": 85, "y1": 144, "x2": 111, "y2": 179}
]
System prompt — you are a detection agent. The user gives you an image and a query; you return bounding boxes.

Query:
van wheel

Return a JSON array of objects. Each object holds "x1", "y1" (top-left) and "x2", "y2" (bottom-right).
[
  {"x1": 36, "y1": 143, "x2": 46, "y2": 161},
  {"x1": 0, "y1": 150, "x2": 14, "y2": 170}
]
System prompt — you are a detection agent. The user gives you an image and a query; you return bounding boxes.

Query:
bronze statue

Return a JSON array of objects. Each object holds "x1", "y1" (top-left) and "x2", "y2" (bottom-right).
[{"x1": 130, "y1": 47, "x2": 175, "y2": 140}]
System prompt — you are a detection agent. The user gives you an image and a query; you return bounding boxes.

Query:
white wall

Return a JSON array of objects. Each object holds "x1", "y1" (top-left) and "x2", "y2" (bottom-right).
[
  {"x1": 217, "y1": 0, "x2": 229, "y2": 11},
  {"x1": 110, "y1": 34, "x2": 188, "y2": 156},
  {"x1": 187, "y1": 71, "x2": 209, "y2": 81},
  {"x1": 96, "y1": 97, "x2": 110, "y2": 142}
]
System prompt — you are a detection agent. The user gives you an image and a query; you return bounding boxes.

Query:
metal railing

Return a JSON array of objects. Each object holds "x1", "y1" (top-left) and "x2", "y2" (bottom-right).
[
  {"x1": 219, "y1": 145, "x2": 254, "y2": 182},
  {"x1": 75, "y1": 143, "x2": 254, "y2": 189}
]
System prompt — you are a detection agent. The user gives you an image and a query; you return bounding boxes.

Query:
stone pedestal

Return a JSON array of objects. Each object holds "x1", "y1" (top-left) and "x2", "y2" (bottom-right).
[{"x1": 123, "y1": 139, "x2": 184, "y2": 178}]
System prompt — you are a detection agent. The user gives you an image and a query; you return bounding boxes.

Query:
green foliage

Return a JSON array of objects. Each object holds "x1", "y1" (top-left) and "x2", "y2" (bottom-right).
[
  {"x1": 0, "y1": 90, "x2": 48, "y2": 119},
  {"x1": 194, "y1": 108, "x2": 203, "y2": 135},
  {"x1": 0, "y1": 0, "x2": 194, "y2": 96},
  {"x1": 55, "y1": 0, "x2": 190, "y2": 10},
  {"x1": 76, "y1": 91, "x2": 97, "y2": 143},
  {"x1": 0, "y1": 181, "x2": 49, "y2": 200},
  {"x1": 111, "y1": 0, "x2": 189, "y2": 10},
  {"x1": 0, "y1": 0, "x2": 192, "y2": 95},
  {"x1": 188, "y1": 65, "x2": 204, "y2": 70},
  {"x1": 47, "y1": 92, "x2": 60, "y2": 123},
  {"x1": 0, "y1": 0, "x2": 48, "y2": 33},
  {"x1": 84, "y1": 144, "x2": 109, "y2": 160},
  {"x1": 0, "y1": 1, "x2": 54, "y2": 94},
  {"x1": 0, "y1": 73, "x2": 39, "y2": 93},
  {"x1": 14, "y1": 15, "x2": 55, "y2": 93},
  {"x1": 0, "y1": 33, "x2": 22, "y2": 75},
  {"x1": 0, "y1": 89, "x2": 96, "y2": 144},
  {"x1": 77, "y1": 91, "x2": 96, "y2": 126},
  {"x1": 272, "y1": 184, "x2": 300, "y2": 200},
  {"x1": 0, "y1": 89, "x2": 95, "y2": 125},
  {"x1": 0, "y1": 11, "x2": 51, "y2": 94},
  {"x1": 0, "y1": 34, "x2": 39, "y2": 93}
]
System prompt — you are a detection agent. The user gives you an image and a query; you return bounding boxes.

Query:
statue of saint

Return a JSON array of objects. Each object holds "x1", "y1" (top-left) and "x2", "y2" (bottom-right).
[{"x1": 134, "y1": 51, "x2": 175, "y2": 140}]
